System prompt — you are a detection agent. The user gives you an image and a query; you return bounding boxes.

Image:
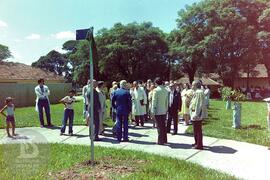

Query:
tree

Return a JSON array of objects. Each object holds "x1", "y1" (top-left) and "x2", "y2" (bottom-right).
[
  {"x1": 258, "y1": 1, "x2": 270, "y2": 84},
  {"x1": 96, "y1": 22, "x2": 168, "y2": 82},
  {"x1": 200, "y1": 0, "x2": 259, "y2": 86},
  {"x1": 67, "y1": 39, "x2": 100, "y2": 85},
  {"x1": 32, "y1": 50, "x2": 71, "y2": 81},
  {"x1": 0, "y1": 44, "x2": 12, "y2": 61},
  {"x1": 172, "y1": 0, "x2": 265, "y2": 86},
  {"x1": 170, "y1": 2, "x2": 210, "y2": 83}
]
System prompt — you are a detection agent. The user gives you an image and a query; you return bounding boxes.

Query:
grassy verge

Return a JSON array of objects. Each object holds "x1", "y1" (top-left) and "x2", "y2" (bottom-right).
[
  {"x1": 0, "y1": 99, "x2": 114, "y2": 128},
  {"x1": 186, "y1": 100, "x2": 270, "y2": 146},
  {"x1": 0, "y1": 143, "x2": 236, "y2": 180}
]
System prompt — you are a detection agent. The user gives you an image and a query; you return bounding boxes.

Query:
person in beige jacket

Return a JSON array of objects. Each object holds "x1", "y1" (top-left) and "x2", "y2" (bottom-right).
[
  {"x1": 189, "y1": 80, "x2": 207, "y2": 150},
  {"x1": 96, "y1": 81, "x2": 106, "y2": 135},
  {"x1": 152, "y1": 77, "x2": 169, "y2": 145}
]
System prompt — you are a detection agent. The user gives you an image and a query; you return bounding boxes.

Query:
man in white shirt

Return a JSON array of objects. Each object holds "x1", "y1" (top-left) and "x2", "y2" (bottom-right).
[{"x1": 35, "y1": 79, "x2": 52, "y2": 128}]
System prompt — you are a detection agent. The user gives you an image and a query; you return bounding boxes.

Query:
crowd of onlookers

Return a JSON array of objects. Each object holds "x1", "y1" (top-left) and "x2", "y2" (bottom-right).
[
  {"x1": 107, "y1": 79, "x2": 211, "y2": 127},
  {"x1": 235, "y1": 86, "x2": 270, "y2": 100},
  {"x1": 2, "y1": 77, "x2": 270, "y2": 152},
  {"x1": 1, "y1": 78, "x2": 209, "y2": 150},
  {"x1": 93, "y1": 78, "x2": 210, "y2": 149}
]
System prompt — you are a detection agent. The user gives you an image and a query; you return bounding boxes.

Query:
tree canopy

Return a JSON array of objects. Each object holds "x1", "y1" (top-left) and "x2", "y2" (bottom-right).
[
  {"x1": 95, "y1": 22, "x2": 169, "y2": 82},
  {"x1": 32, "y1": 50, "x2": 72, "y2": 81},
  {"x1": 62, "y1": 22, "x2": 170, "y2": 85},
  {"x1": 169, "y1": 0, "x2": 270, "y2": 86},
  {"x1": 31, "y1": 0, "x2": 270, "y2": 86},
  {"x1": 0, "y1": 44, "x2": 12, "y2": 61}
]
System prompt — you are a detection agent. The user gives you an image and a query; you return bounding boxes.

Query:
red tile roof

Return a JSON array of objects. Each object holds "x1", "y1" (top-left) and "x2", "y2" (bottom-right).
[
  {"x1": 176, "y1": 76, "x2": 221, "y2": 86},
  {"x1": 239, "y1": 64, "x2": 268, "y2": 78},
  {"x1": 205, "y1": 64, "x2": 269, "y2": 79},
  {"x1": 0, "y1": 61, "x2": 65, "y2": 81}
]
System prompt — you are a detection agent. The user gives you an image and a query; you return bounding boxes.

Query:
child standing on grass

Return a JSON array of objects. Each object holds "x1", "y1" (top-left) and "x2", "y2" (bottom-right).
[
  {"x1": 60, "y1": 90, "x2": 76, "y2": 136},
  {"x1": 0, "y1": 97, "x2": 16, "y2": 137}
]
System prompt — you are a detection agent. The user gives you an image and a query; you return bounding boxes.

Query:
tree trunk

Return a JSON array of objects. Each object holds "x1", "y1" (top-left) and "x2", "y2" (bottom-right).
[
  {"x1": 247, "y1": 63, "x2": 250, "y2": 90},
  {"x1": 188, "y1": 70, "x2": 195, "y2": 84},
  {"x1": 266, "y1": 66, "x2": 270, "y2": 85},
  {"x1": 262, "y1": 62, "x2": 270, "y2": 85},
  {"x1": 168, "y1": 58, "x2": 171, "y2": 80}
]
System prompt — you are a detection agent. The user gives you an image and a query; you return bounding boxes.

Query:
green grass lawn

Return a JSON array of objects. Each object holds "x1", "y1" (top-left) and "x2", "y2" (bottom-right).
[
  {"x1": 186, "y1": 100, "x2": 270, "y2": 147},
  {"x1": 0, "y1": 143, "x2": 236, "y2": 180},
  {"x1": 0, "y1": 98, "x2": 114, "y2": 128}
]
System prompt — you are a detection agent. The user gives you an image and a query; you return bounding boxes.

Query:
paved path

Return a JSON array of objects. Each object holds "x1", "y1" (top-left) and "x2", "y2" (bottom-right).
[{"x1": 0, "y1": 123, "x2": 269, "y2": 180}]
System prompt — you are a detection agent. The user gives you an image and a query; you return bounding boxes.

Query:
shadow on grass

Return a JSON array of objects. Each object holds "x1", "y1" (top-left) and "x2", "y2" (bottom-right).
[
  {"x1": 240, "y1": 124, "x2": 266, "y2": 130},
  {"x1": 208, "y1": 107, "x2": 221, "y2": 111},
  {"x1": 202, "y1": 119, "x2": 219, "y2": 125}
]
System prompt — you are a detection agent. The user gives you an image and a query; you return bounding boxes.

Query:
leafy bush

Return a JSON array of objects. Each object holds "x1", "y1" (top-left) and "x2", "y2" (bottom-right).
[
  {"x1": 231, "y1": 90, "x2": 246, "y2": 102},
  {"x1": 221, "y1": 87, "x2": 232, "y2": 101}
]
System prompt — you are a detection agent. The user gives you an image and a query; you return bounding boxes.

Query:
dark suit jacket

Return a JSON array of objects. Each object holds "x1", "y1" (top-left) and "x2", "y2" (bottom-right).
[
  {"x1": 112, "y1": 88, "x2": 132, "y2": 115},
  {"x1": 168, "y1": 90, "x2": 182, "y2": 114},
  {"x1": 87, "y1": 88, "x2": 101, "y2": 116}
]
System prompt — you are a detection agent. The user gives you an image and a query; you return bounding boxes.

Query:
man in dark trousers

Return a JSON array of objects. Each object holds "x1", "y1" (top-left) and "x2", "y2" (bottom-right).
[
  {"x1": 152, "y1": 77, "x2": 169, "y2": 145},
  {"x1": 190, "y1": 80, "x2": 207, "y2": 150},
  {"x1": 35, "y1": 79, "x2": 53, "y2": 128},
  {"x1": 167, "y1": 82, "x2": 182, "y2": 135},
  {"x1": 112, "y1": 80, "x2": 132, "y2": 142},
  {"x1": 87, "y1": 80, "x2": 101, "y2": 141}
]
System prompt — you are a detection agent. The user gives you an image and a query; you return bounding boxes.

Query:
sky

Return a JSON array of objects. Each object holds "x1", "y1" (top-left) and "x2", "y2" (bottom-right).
[{"x1": 0, "y1": 0, "x2": 200, "y2": 65}]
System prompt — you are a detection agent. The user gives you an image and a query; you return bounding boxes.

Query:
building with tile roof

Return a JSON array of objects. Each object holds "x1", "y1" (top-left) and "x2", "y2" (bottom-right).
[
  {"x1": 0, "y1": 61, "x2": 65, "y2": 83},
  {"x1": 0, "y1": 62, "x2": 71, "y2": 107}
]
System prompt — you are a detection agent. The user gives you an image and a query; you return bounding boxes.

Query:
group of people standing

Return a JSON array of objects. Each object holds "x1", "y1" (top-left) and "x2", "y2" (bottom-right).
[
  {"x1": 1, "y1": 77, "x2": 209, "y2": 150},
  {"x1": 82, "y1": 80, "x2": 107, "y2": 141},
  {"x1": 108, "y1": 78, "x2": 209, "y2": 149}
]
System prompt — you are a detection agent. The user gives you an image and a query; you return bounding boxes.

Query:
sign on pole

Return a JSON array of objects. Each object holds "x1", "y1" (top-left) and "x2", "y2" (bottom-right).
[
  {"x1": 76, "y1": 28, "x2": 90, "y2": 41},
  {"x1": 76, "y1": 27, "x2": 95, "y2": 164}
]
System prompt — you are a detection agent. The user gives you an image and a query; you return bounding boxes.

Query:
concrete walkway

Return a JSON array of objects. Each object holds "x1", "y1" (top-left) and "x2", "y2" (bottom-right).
[{"x1": 0, "y1": 123, "x2": 269, "y2": 180}]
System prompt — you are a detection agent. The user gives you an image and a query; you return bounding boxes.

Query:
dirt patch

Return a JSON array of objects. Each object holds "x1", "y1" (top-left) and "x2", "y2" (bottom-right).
[{"x1": 49, "y1": 157, "x2": 147, "y2": 180}]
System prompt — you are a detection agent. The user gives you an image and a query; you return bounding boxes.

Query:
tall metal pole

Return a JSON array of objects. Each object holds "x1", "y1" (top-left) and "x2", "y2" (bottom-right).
[{"x1": 88, "y1": 27, "x2": 95, "y2": 164}]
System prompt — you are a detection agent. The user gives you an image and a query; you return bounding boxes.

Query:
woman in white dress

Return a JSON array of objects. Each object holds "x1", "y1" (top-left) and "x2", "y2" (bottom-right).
[{"x1": 130, "y1": 81, "x2": 146, "y2": 126}]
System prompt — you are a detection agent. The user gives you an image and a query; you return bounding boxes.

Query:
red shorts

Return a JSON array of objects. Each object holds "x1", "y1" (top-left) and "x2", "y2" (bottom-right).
[{"x1": 6, "y1": 115, "x2": 15, "y2": 123}]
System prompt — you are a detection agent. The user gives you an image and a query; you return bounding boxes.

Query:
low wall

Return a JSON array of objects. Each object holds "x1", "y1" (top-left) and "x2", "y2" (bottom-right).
[{"x1": 0, "y1": 83, "x2": 72, "y2": 108}]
